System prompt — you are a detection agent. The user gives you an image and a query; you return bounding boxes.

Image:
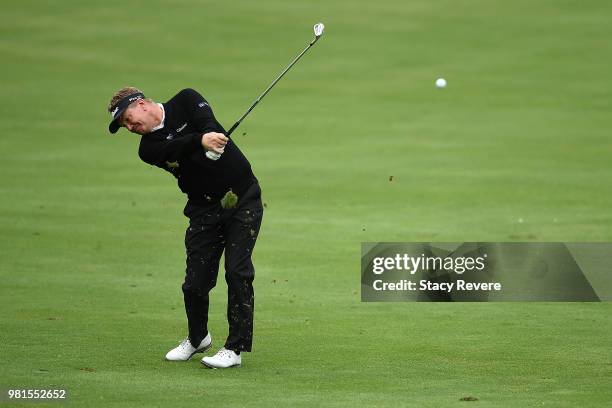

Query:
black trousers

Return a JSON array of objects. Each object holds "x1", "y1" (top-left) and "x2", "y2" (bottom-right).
[{"x1": 182, "y1": 182, "x2": 263, "y2": 352}]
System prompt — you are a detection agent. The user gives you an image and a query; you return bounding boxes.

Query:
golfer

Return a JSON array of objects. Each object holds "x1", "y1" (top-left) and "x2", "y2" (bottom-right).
[{"x1": 107, "y1": 87, "x2": 263, "y2": 369}]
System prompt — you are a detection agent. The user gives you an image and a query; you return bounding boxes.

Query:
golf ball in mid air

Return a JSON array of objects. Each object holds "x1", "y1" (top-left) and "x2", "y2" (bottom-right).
[{"x1": 436, "y1": 78, "x2": 447, "y2": 88}]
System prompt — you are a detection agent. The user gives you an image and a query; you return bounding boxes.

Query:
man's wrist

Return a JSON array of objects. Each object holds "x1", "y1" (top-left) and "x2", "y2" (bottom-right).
[{"x1": 199, "y1": 133, "x2": 210, "y2": 151}]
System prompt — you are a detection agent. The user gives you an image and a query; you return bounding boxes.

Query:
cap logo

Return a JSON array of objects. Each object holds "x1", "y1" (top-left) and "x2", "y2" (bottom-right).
[{"x1": 108, "y1": 92, "x2": 145, "y2": 133}]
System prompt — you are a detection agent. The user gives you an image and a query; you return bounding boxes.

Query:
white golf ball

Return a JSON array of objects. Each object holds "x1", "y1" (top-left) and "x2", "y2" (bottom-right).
[{"x1": 436, "y1": 78, "x2": 447, "y2": 88}]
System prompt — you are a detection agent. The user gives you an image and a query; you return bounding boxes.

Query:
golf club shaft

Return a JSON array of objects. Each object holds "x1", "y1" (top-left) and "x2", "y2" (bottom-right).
[{"x1": 226, "y1": 35, "x2": 322, "y2": 136}]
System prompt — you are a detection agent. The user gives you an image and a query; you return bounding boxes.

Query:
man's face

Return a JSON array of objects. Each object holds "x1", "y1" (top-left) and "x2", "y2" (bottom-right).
[{"x1": 120, "y1": 100, "x2": 155, "y2": 135}]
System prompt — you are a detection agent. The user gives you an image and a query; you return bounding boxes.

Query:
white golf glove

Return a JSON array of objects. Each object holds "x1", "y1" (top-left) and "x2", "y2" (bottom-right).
[{"x1": 206, "y1": 149, "x2": 224, "y2": 161}]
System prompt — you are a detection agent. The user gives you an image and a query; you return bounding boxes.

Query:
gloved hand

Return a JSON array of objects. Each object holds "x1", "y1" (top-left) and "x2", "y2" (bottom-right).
[
  {"x1": 201, "y1": 132, "x2": 227, "y2": 161},
  {"x1": 206, "y1": 150, "x2": 223, "y2": 161}
]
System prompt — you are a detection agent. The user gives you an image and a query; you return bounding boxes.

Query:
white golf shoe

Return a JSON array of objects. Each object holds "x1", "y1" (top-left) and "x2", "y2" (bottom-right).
[
  {"x1": 201, "y1": 347, "x2": 241, "y2": 369},
  {"x1": 165, "y1": 333, "x2": 212, "y2": 361}
]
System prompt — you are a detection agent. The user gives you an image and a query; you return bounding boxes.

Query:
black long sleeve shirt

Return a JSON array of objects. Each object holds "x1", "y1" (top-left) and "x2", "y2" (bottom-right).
[{"x1": 138, "y1": 88, "x2": 257, "y2": 204}]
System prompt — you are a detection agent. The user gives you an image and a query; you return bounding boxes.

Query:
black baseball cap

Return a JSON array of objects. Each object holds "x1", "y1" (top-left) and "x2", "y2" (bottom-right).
[{"x1": 108, "y1": 92, "x2": 145, "y2": 133}]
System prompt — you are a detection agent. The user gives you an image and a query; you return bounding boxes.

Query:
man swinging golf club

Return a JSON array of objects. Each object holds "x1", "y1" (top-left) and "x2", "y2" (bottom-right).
[
  {"x1": 107, "y1": 86, "x2": 262, "y2": 368},
  {"x1": 106, "y1": 22, "x2": 324, "y2": 369}
]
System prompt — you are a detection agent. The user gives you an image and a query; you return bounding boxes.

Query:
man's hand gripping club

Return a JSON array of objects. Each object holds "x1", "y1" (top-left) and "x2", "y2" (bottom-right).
[{"x1": 202, "y1": 132, "x2": 228, "y2": 158}]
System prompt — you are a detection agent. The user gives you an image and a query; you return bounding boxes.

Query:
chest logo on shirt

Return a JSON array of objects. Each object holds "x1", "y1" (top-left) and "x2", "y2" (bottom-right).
[
  {"x1": 166, "y1": 134, "x2": 174, "y2": 140},
  {"x1": 176, "y1": 123, "x2": 187, "y2": 132},
  {"x1": 198, "y1": 102, "x2": 209, "y2": 108}
]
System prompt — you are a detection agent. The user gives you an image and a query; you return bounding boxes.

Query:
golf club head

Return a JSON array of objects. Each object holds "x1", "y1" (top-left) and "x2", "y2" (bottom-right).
[{"x1": 314, "y1": 23, "x2": 325, "y2": 38}]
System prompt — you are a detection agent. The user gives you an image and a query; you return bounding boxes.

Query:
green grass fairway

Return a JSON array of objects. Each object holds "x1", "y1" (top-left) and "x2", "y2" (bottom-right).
[{"x1": 1, "y1": 1, "x2": 611, "y2": 406}]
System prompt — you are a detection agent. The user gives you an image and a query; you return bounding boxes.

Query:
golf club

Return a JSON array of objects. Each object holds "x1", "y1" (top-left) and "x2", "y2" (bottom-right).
[{"x1": 206, "y1": 22, "x2": 325, "y2": 160}]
